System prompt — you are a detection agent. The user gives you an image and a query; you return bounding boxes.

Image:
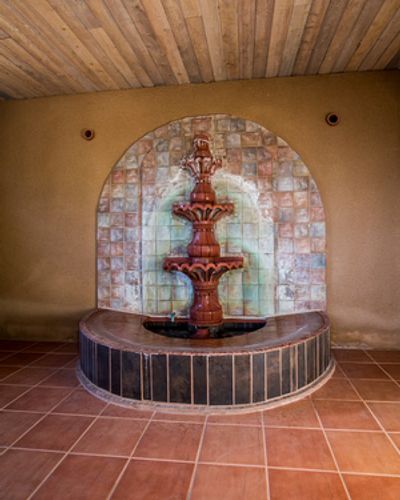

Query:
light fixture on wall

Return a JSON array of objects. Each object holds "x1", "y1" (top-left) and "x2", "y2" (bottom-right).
[
  {"x1": 325, "y1": 113, "x2": 340, "y2": 126},
  {"x1": 81, "y1": 128, "x2": 95, "y2": 141}
]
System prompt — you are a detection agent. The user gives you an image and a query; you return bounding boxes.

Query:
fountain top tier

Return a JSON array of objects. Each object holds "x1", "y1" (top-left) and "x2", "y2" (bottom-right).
[{"x1": 163, "y1": 134, "x2": 244, "y2": 337}]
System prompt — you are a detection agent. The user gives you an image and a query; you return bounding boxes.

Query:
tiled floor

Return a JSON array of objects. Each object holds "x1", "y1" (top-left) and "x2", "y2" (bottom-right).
[{"x1": 0, "y1": 341, "x2": 399, "y2": 499}]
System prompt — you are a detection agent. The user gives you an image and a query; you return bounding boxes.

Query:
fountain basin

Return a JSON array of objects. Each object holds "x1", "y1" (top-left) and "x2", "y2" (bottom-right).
[{"x1": 78, "y1": 309, "x2": 333, "y2": 411}]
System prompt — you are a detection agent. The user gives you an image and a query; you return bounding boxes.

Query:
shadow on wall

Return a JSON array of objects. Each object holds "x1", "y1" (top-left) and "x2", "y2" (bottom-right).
[{"x1": 96, "y1": 114, "x2": 326, "y2": 318}]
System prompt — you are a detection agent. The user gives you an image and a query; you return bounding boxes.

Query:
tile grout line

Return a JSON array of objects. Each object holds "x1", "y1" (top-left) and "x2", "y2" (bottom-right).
[
  {"x1": 26, "y1": 401, "x2": 120, "y2": 500},
  {"x1": 186, "y1": 414, "x2": 209, "y2": 499},
  {"x1": 342, "y1": 351, "x2": 400, "y2": 460},
  {"x1": 261, "y1": 411, "x2": 271, "y2": 500},
  {"x1": 106, "y1": 410, "x2": 156, "y2": 499},
  {"x1": 309, "y1": 397, "x2": 352, "y2": 499}
]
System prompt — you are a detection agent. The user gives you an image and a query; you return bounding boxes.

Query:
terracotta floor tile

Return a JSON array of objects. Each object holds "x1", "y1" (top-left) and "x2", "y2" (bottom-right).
[
  {"x1": 0, "y1": 449, "x2": 62, "y2": 499},
  {"x1": 389, "y1": 433, "x2": 400, "y2": 450},
  {"x1": 207, "y1": 411, "x2": 261, "y2": 426},
  {"x1": 332, "y1": 364, "x2": 346, "y2": 378},
  {"x1": 351, "y1": 380, "x2": 400, "y2": 401},
  {"x1": 54, "y1": 343, "x2": 79, "y2": 354},
  {"x1": 31, "y1": 354, "x2": 77, "y2": 368},
  {"x1": 134, "y1": 421, "x2": 202, "y2": 461},
  {"x1": 340, "y1": 363, "x2": 389, "y2": 379},
  {"x1": 368, "y1": 402, "x2": 400, "y2": 431},
  {"x1": 269, "y1": 469, "x2": 347, "y2": 500},
  {"x1": 333, "y1": 349, "x2": 372, "y2": 362},
  {"x1": 51, "y1": 389, "x2": 106, "y2": 415},
  {"x1": 154, "y1": 411, "x2": 206, "y2": 423},
  {"x1": 191, "y1": 464, "x2": 267, "y2": 500},
  {"x1": 263, "y1": 398, "x2": 319, "y2": 428},
  {"x1": 24, "y1": 342, "x2": 65, "y2": 353},
  {"x1": 72, "y1": 417, "x2": 146, "y2": 456},
  {"x1": 33, "y1": 454, "x2": 125, "y2": 500},
  {"x1": 0, "y1": 384, "x2": 30, "y2": 407},
  {"x1": 343, "y1": 474, "x2": 400, "y2": 500},
  {"x1": 0, "y1": 366, "x2": 20, "y2": 381},
  {"x1": 314, "y1": 400, "x2": 380, "y2": 430},
  {"x1": 15, "y1": 414, "x2": 93, "y2": 451},
  {"x1": 3, "y1": 367, "x2": 57, "y2": 385},
  {"x1": 368, "y1": 351, "x2": 400, "y2": 363},
  {"x1": 6, "y1": 386, "x2": 73, "y2": 412},
  {"x1": 379, "y1": 363, "x2": 400, "y2": 380},
  {"x1": 39, "y1": 368, "x2": 79, "y2": 388},
  {"x1": 311, "y1": 378, "x2": 360, "y2": 400},
  {"x1": 0, "y1": 340, "x2": 35, "y2": 351},
  {"x1": 0, "y1": 352, "x2": 45, "y2": 366},
  {"x1": 266, "y1": 428, "x2": 335, "y2": 470},
  {"x1": 101, "y1": 404, "x2": 153, "y2": 419},
  {"x1": 200, "y1": 424, "x2": 264, "y2": 465},
  {"x1": 0, "y1": 411, "x2": 43, "y2": 446},
  {"x1": 113, "y1": 459, "x2": 194, "y2": 500},
  {"x1": 326, "y1": 430, "x2": 400, "y2": 474}
]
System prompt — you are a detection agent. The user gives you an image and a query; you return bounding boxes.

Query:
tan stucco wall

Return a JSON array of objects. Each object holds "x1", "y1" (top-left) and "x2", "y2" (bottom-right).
[{"x1": 0, "y1": 71, "x2": 399, "y2": 347}]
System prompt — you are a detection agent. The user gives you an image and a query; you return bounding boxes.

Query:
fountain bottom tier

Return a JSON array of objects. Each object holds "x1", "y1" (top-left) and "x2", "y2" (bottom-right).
[{"x1": 78, "y1": 309, "x2": 334, "y2": 412}]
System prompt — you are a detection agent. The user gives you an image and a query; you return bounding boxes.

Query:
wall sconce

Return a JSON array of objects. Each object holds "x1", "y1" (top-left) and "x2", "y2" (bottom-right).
[
  {"x1": 81, "y1": 128, "x2": 95, "y2": 141},
  {"x1": 325, "y1": 113, "x2": 340, "y2": 126}
]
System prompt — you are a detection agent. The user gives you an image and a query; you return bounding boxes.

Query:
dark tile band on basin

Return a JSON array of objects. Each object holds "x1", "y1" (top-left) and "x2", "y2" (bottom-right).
[{"x1": 79, "y1": 310, "x2": 332, "y2": 410}]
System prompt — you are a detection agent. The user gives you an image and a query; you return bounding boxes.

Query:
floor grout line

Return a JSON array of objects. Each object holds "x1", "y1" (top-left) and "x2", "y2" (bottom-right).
[
  {"x1": 261, "y1": 411, "x2": 271, "y2": 500},
  {"x1": 186, "y1": 414, "x2": 209, "y2": 499},
  {"x1": 106, "y1": 410, "x2": 156, "y2": 499},
  {"x1": 310, "y1": 396, "x2": 352, "y2": 499}
]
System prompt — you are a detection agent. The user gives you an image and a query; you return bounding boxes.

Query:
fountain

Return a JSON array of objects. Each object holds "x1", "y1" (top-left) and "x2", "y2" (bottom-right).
[{"x1": 78, "y1": 120, "x2": 334, "y2": 411}]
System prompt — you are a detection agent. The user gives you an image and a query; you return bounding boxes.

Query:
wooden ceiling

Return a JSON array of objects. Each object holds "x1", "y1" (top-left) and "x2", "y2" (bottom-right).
[{"x1": 0, "y1": 0, "x2": 399, "y2": 99}]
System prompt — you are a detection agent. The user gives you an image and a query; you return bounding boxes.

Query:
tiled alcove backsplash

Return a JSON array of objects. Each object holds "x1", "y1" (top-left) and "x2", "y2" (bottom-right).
[{"x1": 97, "y1": 114, "x2": 326, "y2": 317}]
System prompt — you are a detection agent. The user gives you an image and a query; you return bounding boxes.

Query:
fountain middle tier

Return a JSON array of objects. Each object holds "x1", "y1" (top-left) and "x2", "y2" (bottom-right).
[{"x1": 163, "y1": 256, "x2": 243, "y2": 330}]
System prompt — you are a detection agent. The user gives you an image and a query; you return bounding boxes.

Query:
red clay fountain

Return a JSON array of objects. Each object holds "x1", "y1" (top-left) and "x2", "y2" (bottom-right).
[{"x1": 163, "y1": 134, "x2": 243, "y2": 338}]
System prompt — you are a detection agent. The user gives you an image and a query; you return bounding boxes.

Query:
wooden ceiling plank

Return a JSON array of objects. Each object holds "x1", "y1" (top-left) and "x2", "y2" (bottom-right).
[
  {"x1": 140, "y1": 0, "x2": 190, "y2": 85},
  {"x1": 102, "y1": 0, "x2": 163, "y2": 85},
  {"x1": 238, "y1": 0, "x2": 256, "y2": 79},
  {"x1": 0, "y1": 39, "x2": 63, "y2": 95},
  {"x1": 14, "y1": 0, "x2": 105, "y2": 92},
  {"x1": 279, "y1": 0, "x2": 313, "y2": 76},
  {"x1": 319, "y1": 0, "x2": 366, "y2": 74},
  {"x1": 8, "y1": 0, "x2": 101, "y2": 93},
  {"x1": 48, "y1": 0, "x2": 129, "y2": 90},
  {"x1": 199, "y1": 0, "x2": 227, "y2": 81},
  {"x1": 68, "y1": 0, "x2": 102, "y2": 30},
  {"x1": 122, "y1": 0, "x2": 177, "y2": 85},
  {"x1": 32, "y1": 0, "x2": 121, "y2": 92},
  {"x1": 0, "y1": 53, "x2": 48, "y2": 95},
  {"x1": 386, "y1": 49, "x2": 400, "y2": 68},
  {"x1": 0, "y1": 58, "x2": 39, "y2": 98},
  {"x1": 293, "y1": 0, "x2": 330, "y2": 75},
  {"x1": 182, "y1": 14, "x2": 214, "y2": 82},
  {"x1": 0, "y1": 2, "x2": 81, "y2": 94},
  {"x1": 332, "y1": 0, "x2": 384, "y2": 72},
  {"x1": 359, "y1": 8, "x2": 400, "y2": 70},
  {"x1": 0, "y1": 77, "x2": 26, "y2": 99},
  {"x1": 161, "y1": 0, "x2": 202, "y2": 82},
  {"x1": 374, "y1": 31, "x2": 400, "y2": 69},
  {"x1": 306, "y1": 0, "x2": 348, "y2": 74},
  {"x1": 88, "y1": 27, "x2": 141, "y2": 88},
  {"x1": 218, "y1": 0, "x2": 240, "y2": 80},
  {"x1": 0, "y1": 27, "x2": 10, "y2": 40},
  {"x1": 85, "y1": 0, "x2": 147, "y2": 88},
  {"x1": 266, "y1": 0, "x2": 294, "y2": 78},
  {"x1": 346, "y1": 0, "x2": 400, "y2": 71},
  {"x1": 253, "y1": 0, "x2": 275, "y2": 78}
]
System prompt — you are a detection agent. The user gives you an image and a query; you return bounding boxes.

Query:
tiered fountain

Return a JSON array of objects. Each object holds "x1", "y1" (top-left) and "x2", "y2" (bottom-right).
[
  {"x1": 78, "y1": 132, "x2": 333, "y2": 411},
  {"x1": 164, "y1": 134, "x2": 243, "y2": 337}
]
